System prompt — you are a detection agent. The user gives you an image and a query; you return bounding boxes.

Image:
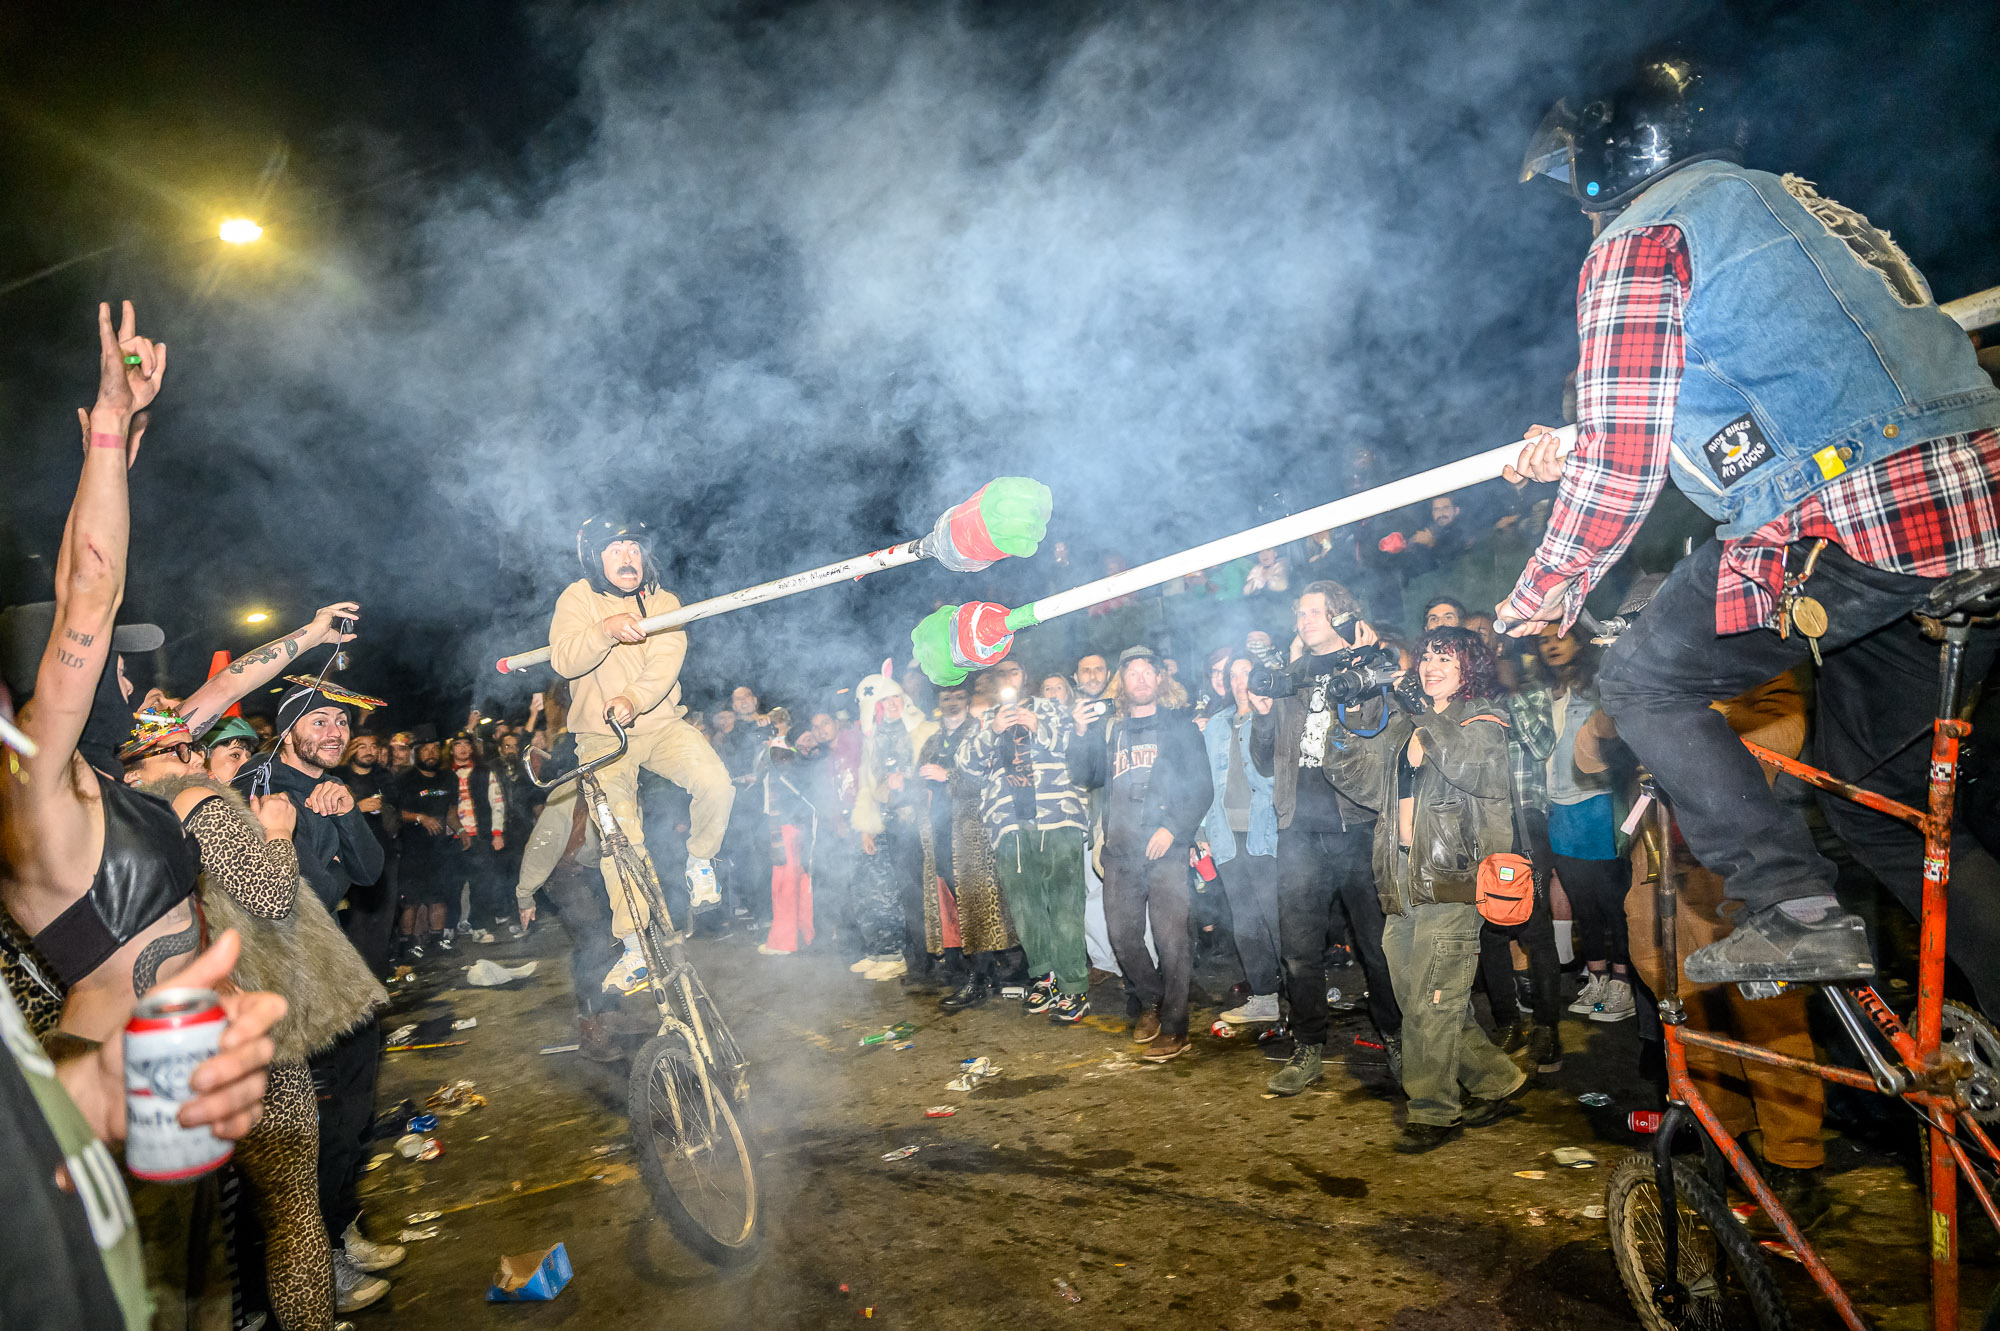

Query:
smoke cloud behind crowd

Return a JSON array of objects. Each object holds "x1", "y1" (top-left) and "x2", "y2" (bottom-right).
[{"x1": 1, "y1": 0, "x2": 1995, "y2": 719}]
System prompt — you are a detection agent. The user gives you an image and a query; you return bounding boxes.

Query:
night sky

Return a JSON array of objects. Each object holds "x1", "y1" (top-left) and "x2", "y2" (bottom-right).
[{"x1": 1, "y1": 0, "x2": 1994, "y2": 731}]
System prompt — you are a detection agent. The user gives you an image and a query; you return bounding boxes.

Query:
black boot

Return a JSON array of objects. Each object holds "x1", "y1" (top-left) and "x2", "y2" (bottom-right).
[{"x1": 939, "y1": 972, "x2": 991, "y2": 1012}]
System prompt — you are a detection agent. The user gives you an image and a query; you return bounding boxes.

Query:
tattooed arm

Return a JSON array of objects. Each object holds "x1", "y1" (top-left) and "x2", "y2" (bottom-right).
[{"x1": 181, "y1": 601, "x2": 361, "y2": 740}]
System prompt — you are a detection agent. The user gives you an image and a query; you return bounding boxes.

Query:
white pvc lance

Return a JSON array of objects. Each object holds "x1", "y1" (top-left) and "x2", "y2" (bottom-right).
[
  {"x1": 1944, "y1": 284, "x2": 2000, "y2": 333},
  {"x1": 1009, "y1": 427, "x2": 1578, "y2": 630},
  {"x1": 496, "y1": 540, "x2": 926, "y2": 673}
]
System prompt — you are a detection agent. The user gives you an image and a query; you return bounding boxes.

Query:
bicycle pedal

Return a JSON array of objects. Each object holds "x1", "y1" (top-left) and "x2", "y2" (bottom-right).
[{"x1": 1736, "y1": 981, "x2": 1790, "y2": 1001}]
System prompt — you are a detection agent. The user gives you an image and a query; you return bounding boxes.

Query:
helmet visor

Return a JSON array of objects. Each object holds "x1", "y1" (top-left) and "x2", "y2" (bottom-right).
[{"x1": 1519, "y1": 99, "x2": 1578, "y2": 186}]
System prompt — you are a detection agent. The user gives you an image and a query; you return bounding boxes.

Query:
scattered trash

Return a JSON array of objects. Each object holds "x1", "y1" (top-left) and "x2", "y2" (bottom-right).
[
  {"x1": 365, "y1": 1152, "x2": 393, "y2": 1172},
  {"x1": 427, "y1": 1080, "x2": 482, "y2": 1110},
  {"x1": 396, "y1": 1134, "x2": 426, "y2": 1159},
  {"x1": 465, "y1": 958, "x2": 538, "y2": 987},
  {"x1": 1210, "y1": 1019, "x2": 1235, "y2": 1039},
  {"x1": 1730, "y1": 1201, "x2": 1760, "y2": 1222},
  {"x1": 408, "y1": 1113, "x2": 440, "y2": 1133},
  {"x1": 881, "y1": 1146, "x2": 920, "y2": 1161},
  {"x1": 408, "y1": 1210, "x2": 443, "y2": 1223},
  {"x1": 890, "y1": 1040, "x2": 915, "y2": 1051},
  {"x1": 1054, "y1": 1278, "x2": 1083, "y2": 1304},
  {"x1": 1552, "y1": 1147, "x2": 1598, "y2": 1168},
  {"x1": 1581, "y1": 1205, "x2": 1607, "y2": 1220},
  {"x1": 1513, "y1": 1170, "x2": 1548, "y2": 1180},
  {"x1": 418, "y1": 1139, "x2": 444, "y2": 1162},
  {"x1": 924, "y1": 1106, "x2": 957, "y2": 1118},
  {"x1": 589, "y1": 1143, "x2": 624, "y2": 1157},
  {"x1": 1524, "y1": 1207, "x2": 1547, "y2": 1227},
  {"x1": 391, "y1": 965, "x2": 417, "y2": 984},
  {"x1": 398, "y1": 1226, "x2": 440, "y2": 1241},
  {"x1": 453, "y1": 1018, "x2": 479, "y2": 1031},
  {"x1": 859, "y1": 1022, "x2": 919, "y2": 1047},
  {"x1": 386, "y1": 1024, "x2": 419, "y2": 1047},
  {"x1": 1352, "y1": 1036, "x2": 1384, "y2": 1051},
  {"x1": 839, "y1": 1284, "x2": 849, "y2": 1293},
  {"x1": 1759, "y1": 1239, "x2": 1803, "y2": 1264},
  {"x1": 1577, "y1": 1092, "x2": 1614, "y2": 1108},
  {"x1": 487, "y1": 1243, "x2": 573, "y2": 1302},
  {"x1": 1628, "y1": 1110, "x2": 1663, "y2": 1134},
  {"x1": 863, "y1": 1308, "x2": 875, "y2": 1319},
  {"x1": 386, "y1": 1040, "x2": 469, "y2": 1052},
  {"x1": 947, "y1": 1057, "x2": 1002, "y2": 1093},
  {"x1": 999, "y1": 986, "x2": 1025, "y2": 1000},
  {"x1": 540, "y1": 1043, "x2": 581, "y2": 1055}
]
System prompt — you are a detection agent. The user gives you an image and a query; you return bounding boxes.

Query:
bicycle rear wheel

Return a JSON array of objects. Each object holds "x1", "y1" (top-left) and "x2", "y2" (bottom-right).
[
  {"x1": 1607, "y1": 1152, "x2": 1791, "y2": 1331},
  {"x1": 629, "y1": 1033, "x2": 760, "y2": 1264}
]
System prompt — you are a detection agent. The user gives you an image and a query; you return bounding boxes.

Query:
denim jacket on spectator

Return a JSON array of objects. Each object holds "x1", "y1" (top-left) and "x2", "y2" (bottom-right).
[
  {"x1": 1200, "y1": 705, "x2": 1276, "y2": 862},
  {"x1": 958, "y1": 697, "x2": 1087, "y2": 844}
]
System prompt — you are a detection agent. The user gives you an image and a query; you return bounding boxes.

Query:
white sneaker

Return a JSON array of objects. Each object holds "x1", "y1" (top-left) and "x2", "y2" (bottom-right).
[
  {"x1": 1220, "y1": 993, "x2": 1282, "y2": 1024},
  {"x1": 602, "y1": 949, "x2": 650, "y2": 995},
  {"x1": 756, "y1": 943, "x2": 789, "y2": 957},
  {"x1": 848, "y1": 957, "x2": 877, "y2": 974},
  {"x1": 1589, "y1": 978, "x2": 1637, "y2": 1022},
  {"x1": 342, "y1": 1220, "x2": 405, "y2": 1273},
  {"x1": 866, "y1": 957, "x2": 907, "y2": 981},
  {"x1": 686, "y1": 857, "x2": 721, "y2": 909},
  {"x1": 333, "y1": 1251, "x2": 391, "y2": 1314},
  {"x1": 1567, "y1": 972, "x2": 1608, "y2": 1015}
]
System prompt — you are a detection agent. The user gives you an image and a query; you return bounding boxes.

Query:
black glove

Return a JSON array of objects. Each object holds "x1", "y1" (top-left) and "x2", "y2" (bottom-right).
[{"x1": 1390, "y1": 673, "x2": 1428, "y2": 717}]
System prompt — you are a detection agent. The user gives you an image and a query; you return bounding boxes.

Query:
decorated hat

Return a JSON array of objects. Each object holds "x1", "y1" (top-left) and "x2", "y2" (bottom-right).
[
  {"x1": 119, "y1": 709, "x2": 194, "y2": 763},
  {"x1": 274, "y1": 676, "x2": 384, "y2": 733}
]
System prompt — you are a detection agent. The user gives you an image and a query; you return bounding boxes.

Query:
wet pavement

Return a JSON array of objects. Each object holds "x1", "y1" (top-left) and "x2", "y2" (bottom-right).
[{"x1": 184, "y1": 921, "x2": 1998, "y2": 1328}]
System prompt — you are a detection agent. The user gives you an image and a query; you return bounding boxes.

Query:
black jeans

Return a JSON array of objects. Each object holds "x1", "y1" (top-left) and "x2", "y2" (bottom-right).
[
  {"x1": 309, "y1": 1020, "x2": 381, "y2": 1242},
  {"x1": 546, "y1": 858, "x2": 622, "y2": 1015},
  {"x1": 1555, "y1": 852, "x2": 1630, "y2": 968},
  {"x1": 1103, "y1": 850, "x2": 1194, "y2": 1037},
  {"x1": 1479, "y1": 807, "x2": 1565, "y2": 1027},
  {"x1": 340, "y1": 851, "x2": 398, "y2": 978},
  {"x1": 1601, "y1": 537, "x2": 2000, "y2": 1014},
  {"x1": 1278, "y1": 822, "x2": 1402, "y2": 1046}
]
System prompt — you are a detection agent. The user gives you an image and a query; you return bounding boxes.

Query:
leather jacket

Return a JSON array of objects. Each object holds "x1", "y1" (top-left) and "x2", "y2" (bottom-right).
[{"x1": 1323, "y1": 694, "x2": 1514, "y2": 915}]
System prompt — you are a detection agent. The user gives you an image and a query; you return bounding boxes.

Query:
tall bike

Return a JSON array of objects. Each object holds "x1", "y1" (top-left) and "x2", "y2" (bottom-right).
[
  {"x1": 1605, "y1": 568, "x2": 2000, "y2": 1331},
  {"x1": 529, "y1": 718, "x2": 760, "y2": 1264}
]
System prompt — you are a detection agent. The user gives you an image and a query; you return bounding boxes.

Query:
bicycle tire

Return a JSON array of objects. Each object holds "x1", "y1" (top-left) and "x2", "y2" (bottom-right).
[
  {"x1": 628, "y1": 1033, "x2": 760, "y2": 1265},
  {"x1": 1607, "y1": 1152, "x2": 1791, "y2": 1331}
]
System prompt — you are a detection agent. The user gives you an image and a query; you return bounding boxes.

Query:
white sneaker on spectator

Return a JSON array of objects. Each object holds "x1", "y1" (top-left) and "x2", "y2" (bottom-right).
[
  {"x1": 1220, "y1": 993, "x2": 1281, "y2": 1024},
  {"x1": 686, "y1": 856, "x2": 721, "y2": 909},
  {"x1": 333, "y1": 1252, "x2": 391, "y2": 1313},
  {"x1": 1566, "y1": 972, "x2": 1607, "y2": 1016},
  {"x1": 342, "y1": 1220, "x2": 405, "y2": 1272},
  {"x1": 601, "y1": 949, "x2": 649, "y2": 995},
  {"x1": 1589, "y1": 978, "x2": 1637, "y2": 1022},
  {"x1": 469, "y1": 929, "x2": 496, "y2": 945},
  {"x1": 848, "y1": 958, "x2": 876, "y2": 974},
  {"x1": 866, "y1": 957, "x2": 907, "y2": 981}
]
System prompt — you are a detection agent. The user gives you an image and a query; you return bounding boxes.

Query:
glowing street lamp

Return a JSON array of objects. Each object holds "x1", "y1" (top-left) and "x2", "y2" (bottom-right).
[
  {"x1": 244, "y1": 611, "x2": 270, "y2": 625},
  {"x1": 219, "y1": 218, "x2": 264, "y2": 245}
]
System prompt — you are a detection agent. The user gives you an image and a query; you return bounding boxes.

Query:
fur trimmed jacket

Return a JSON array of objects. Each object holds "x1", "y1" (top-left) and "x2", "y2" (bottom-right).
[{"x1": 141, "y1": 774, "x2": 387, "y2": 1064}]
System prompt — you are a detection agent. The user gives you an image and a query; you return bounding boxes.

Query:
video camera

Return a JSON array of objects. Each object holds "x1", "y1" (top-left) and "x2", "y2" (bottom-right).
[{"x1": 1248, "y1": 643, "x2": 1402, "y2": 707}]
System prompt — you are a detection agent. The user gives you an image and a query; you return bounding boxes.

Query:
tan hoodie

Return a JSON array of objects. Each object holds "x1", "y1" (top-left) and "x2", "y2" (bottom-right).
[{"x1": 548, "y1": 578, "x2": 688, "y2": 737}]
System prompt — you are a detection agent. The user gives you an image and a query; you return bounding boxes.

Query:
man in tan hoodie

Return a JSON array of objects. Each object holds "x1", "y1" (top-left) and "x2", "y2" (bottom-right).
[{"x1": 551, "y1": 517, "x2": 734, "y2": 992}]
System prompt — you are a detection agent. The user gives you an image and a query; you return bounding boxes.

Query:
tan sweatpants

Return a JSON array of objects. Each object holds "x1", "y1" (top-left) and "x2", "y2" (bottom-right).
[{"x1": 575, "y1": 720, "x2": 735, "y2": 938}]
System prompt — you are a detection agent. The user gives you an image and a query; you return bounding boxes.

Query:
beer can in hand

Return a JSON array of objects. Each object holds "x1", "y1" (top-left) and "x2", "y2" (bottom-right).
[{"x1": 124, "y1": 988, "x2": 232, "y2": 1182}]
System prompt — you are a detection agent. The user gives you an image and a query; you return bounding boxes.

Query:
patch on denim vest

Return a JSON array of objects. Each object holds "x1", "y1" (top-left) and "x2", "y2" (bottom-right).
[{"x1": 1701, "y1": 414, "x2": 1775, "y2": 485}]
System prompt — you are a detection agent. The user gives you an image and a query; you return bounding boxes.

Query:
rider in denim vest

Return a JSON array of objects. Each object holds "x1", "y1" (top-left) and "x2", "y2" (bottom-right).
[{"x1": 1501, "y1": 56, "x2": 2000, "y2": 990}]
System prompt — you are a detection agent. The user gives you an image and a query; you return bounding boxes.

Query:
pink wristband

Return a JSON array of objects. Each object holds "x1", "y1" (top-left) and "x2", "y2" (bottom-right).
[{"x1": 89, "y1": 431, "x2": 127, "y2": 450}]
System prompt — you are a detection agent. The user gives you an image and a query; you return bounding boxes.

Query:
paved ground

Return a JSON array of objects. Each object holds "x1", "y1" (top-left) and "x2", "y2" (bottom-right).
[{"x1": 142, "y1": 919, "x2": 1996, "y2": 1329}]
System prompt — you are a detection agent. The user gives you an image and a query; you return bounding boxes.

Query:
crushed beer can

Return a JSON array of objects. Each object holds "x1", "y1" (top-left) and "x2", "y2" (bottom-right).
[
  {"x1": 1210, "y1": 1019, "x2": 1235, "y2": 1038},
  {"x1": 124, "y1": 988, "x2": 232, "y2": 1182},
  {"x1": 1628, "y1": 1110, "x2": 1663, "y2": 1134},
  {"x1": 881, "y1": 1145, "x2": 920, "y2": 1161},
  {"x1": 417, "y1": 1138, "x2": 445, "y2": 1161},
  {"x1": 1577, "y1": 1091, "x2": 1614, "y2": 1108},
  {"x1": 924, "y1": 1106, "x2": 957, "y2": 1118},
  {"x1": 408, "y1": 1113, "x2": 440, "y2": 1133}
]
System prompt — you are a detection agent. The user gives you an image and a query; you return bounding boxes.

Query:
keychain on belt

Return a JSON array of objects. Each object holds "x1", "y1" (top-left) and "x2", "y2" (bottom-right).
[{"x1": 1776, "y1": 539, "x2": 1830, "y2": 666}]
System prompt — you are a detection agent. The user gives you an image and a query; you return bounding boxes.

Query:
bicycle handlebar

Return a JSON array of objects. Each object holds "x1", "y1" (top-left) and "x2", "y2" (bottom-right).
[{"x1": 524, "y1": 713, "x2": 630, "y2": 791}]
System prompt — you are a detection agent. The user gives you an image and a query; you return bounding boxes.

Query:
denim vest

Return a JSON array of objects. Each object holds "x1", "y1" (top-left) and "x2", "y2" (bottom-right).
[
  {"x1": 1201, "y1": 706, "x2": 1277, "y2": 861},
  {"x1": 1595, "y1": 161, "x2": 2000, "y2": 538}
]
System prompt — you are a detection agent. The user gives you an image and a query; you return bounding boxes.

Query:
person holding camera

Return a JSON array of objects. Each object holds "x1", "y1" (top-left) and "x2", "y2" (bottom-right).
[
  {"x1": 1068, "y1": 647, "x2": 1214, "y2": 1061},
  {"x1": 1249, "y1": 581, "x2": 1406, "y2": 1096},
  {"x1": 1324, "y1": 626, "x2": 1528, "y2": 1153}
]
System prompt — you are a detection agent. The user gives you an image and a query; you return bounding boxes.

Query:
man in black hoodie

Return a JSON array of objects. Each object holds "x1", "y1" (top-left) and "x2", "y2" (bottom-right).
[{"x1": 1069, "y1": 646, "x2": 1213, "y2": 1061}]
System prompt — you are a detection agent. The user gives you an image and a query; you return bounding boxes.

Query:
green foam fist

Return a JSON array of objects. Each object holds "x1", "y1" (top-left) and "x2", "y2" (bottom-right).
[
  {"x1": 911, "y1": 605, "x2": 969, "y2": 686},
  {"x1": 979, "y1": 477, "x2": 1052, "y2": 558}
]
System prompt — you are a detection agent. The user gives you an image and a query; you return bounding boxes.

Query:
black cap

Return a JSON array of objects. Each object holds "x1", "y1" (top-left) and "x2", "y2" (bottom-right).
[{"x1": 0, "y1": 601, "x2": 163, "y2": 701}]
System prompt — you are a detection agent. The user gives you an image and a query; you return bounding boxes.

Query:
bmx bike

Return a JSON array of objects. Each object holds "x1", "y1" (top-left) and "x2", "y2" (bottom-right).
[
  {"x1": 528, "y1": 717, "x2": 760, "y2": 1264},
  {"x1": 1604, "y1": 567, "x2": 2000, "y2": 1331}
]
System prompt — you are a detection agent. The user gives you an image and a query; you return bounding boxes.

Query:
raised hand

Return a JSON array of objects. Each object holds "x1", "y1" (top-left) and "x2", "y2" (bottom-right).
[{"x1": 308, "y1": 601, "x2": 362, "y2": 646}]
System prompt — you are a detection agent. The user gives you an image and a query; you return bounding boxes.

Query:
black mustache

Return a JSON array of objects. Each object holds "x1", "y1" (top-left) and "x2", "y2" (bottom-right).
[{"x1": 616, "y1": 565, "x2": 639, "y2": 576}]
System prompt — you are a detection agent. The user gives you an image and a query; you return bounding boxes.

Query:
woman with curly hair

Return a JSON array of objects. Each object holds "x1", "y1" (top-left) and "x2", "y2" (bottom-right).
[{"x1": 1324, "y1": 626, "x2": 1527, "y2": 1153}]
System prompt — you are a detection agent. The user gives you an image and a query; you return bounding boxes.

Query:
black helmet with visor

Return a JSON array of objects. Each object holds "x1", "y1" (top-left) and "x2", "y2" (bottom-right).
[{"x1": 1521, "y1": 55, "x2": 1744, "y2": 214}]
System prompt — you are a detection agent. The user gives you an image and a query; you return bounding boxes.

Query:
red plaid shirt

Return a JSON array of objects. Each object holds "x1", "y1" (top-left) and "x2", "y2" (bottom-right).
[{"x1": 1506, "y1": 225, "x2": 2000, "y2": 635}]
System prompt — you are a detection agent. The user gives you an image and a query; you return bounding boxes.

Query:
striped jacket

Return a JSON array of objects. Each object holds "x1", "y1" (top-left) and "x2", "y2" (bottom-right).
[{"x1": 957, "y1": 698, "x2": 1088, "y2": 844}]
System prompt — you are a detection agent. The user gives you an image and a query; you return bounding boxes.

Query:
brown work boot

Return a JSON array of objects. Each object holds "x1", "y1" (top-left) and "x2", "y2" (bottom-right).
[
  {"x1": 1142, "y1": 1033, "x2": 1189, "y2": 1062},
  {"x1": 1132, "y1": 1010, "x2": 1162, "y2": 1044},
  {"x1": 578, "y1": 1013, "x2": 623, "y2": 1063}
]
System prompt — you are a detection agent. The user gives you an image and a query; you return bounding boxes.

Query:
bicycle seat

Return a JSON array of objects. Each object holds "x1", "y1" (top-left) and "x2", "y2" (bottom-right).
[{"x1": 1923, "y1": 567, "x2": 2000, "y2": 619}]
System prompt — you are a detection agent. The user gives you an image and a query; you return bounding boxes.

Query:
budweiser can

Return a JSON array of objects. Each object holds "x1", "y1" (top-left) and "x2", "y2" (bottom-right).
[
  {"x1": 1628, "y1": 1110, "x2": 1664, "y2": 1135},
  {"x1": 124, "y1": 988, "x2": 232, "y2": 1182}
]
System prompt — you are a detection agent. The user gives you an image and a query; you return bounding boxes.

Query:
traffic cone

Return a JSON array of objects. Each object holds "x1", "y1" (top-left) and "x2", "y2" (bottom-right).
[{"x1": 206, "y1": 650, "x2": 241, "y2": 717}]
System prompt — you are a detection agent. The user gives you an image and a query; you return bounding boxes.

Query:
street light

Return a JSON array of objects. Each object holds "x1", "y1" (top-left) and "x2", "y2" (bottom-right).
[
  {"x1": 219, "y1": 218, "x2": 264, "y2": 245},
  {"x1": 244, "y1": 611, "x2": 270, "y2": 625}
]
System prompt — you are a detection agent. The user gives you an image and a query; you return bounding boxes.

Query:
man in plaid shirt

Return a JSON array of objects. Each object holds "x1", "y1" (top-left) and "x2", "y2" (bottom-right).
[{"x1": 1499, "y1": 59, "x2": 2000, "y2": 994}]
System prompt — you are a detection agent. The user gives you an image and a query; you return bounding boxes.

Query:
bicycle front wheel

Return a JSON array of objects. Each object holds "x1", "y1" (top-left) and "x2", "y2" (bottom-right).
[
  {"x1": 629, "y1": 1033, "x2": 760, "y2": 1264},
  {"x1": 1606, "y1": 1152, "x2": 1791, "y2": 1331}
]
